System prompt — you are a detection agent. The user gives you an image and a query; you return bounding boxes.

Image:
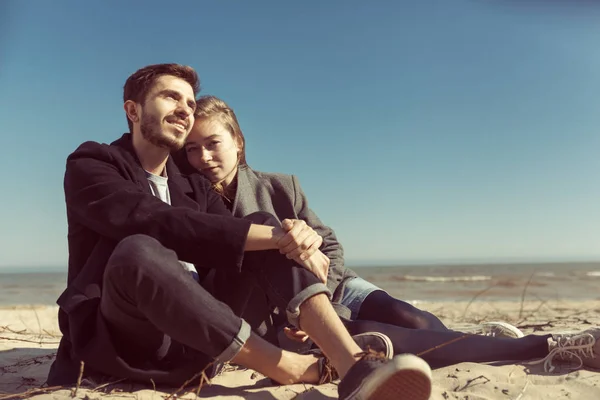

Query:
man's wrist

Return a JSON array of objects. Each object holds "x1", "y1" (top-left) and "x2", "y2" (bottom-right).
[
  {"x1": 271, "y1": 225, "x2": 285, "y2": 244},
  {"x1": 245, "y1": 224, "x2": 284, "y2": 251}
]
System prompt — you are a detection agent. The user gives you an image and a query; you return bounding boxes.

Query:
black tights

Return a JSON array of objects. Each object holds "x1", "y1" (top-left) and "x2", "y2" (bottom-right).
[
  {"x1": 345, "y1": 319, "x2": 550, "y2": 369},
  {"x1": 358, "y1": 290, "x2": 448, "y2": 331},
  {"x1": 352, "y1": 290, "x2": 549, "y2": 368}
]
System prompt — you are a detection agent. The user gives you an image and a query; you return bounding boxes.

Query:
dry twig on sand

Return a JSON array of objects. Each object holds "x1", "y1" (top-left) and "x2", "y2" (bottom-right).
[
  {"x1": 453, "y1": 375, "x2": 490, "y2": 392},
  {"x1": 0, "y1": 353, "x2": 56, "y2": 373},
  {"x1": 461, "y1": 284, "x2": 497, "y2": 318},
  {"x1": 70, "y1": 361, "x2": 85, "y2": 398},
  {"x1": 0, "y1": 336, "x2": 60, "y2": 345},
  {"x1": 164, "y1": 361, "x2": 215, "y2": 399},
  {"x1": 0, "y1": 386, "x2": 63, "y2": 400},
  {"x1": 518, "y1": 272, "x2": 536, "y2": 320},
  {"x1": 416, "y1": 334, "x2": 472, "y2": 357}
]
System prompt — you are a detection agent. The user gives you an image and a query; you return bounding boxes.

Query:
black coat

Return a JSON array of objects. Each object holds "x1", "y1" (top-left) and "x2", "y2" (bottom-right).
[{"x1": 47, "y1": 133, "x2": 252, "y2": 385}]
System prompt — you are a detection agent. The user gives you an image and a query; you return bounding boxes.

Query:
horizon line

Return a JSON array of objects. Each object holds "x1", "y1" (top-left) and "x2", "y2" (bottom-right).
[{"x1": 2, "y1": 257, "x2": 600, "y2": 273}]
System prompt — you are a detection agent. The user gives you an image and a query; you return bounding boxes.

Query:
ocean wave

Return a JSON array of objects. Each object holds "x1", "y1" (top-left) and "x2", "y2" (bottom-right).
[
  {"x1": 398, "y1": 275, "x2": 492, "y2": 282},
  {"x1": 536, "y1": 272, "x2": 556, "y2": 277}
]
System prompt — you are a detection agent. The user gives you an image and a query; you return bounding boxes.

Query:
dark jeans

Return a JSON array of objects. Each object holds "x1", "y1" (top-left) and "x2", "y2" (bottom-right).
[{"x1": 99, "y1": 219, "x2": 330, "y2": 373}]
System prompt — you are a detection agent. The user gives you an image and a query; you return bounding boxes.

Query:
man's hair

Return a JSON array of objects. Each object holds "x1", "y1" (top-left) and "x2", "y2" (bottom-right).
[{"x1": 123, "y1": 64, "x2": 200, "y2": 132}]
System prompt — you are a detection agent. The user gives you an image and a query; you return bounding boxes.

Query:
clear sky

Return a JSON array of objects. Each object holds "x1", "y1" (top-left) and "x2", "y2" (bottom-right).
[{"x1": 1, "y1": 0, "x2": 599, "y2": 270}]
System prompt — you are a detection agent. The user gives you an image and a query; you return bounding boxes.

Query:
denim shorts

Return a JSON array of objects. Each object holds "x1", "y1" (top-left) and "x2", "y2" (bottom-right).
[{"x1": 339, "y1": 277, "x2": 386, "y2": 320}]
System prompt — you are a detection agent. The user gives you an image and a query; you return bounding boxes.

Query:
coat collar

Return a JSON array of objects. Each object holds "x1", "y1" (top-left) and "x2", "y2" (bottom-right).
[
  {"x1": 111, "y1": 133, "x2": 196, "y2": 208},
  {"x1": 232, "y1": 166, "x2": 256, "y2": 215}
]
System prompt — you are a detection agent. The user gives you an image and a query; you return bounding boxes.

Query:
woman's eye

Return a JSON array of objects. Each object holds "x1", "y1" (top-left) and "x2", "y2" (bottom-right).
[{"x1": 207, "y1": 141, "x2": 221, "y2": 149}]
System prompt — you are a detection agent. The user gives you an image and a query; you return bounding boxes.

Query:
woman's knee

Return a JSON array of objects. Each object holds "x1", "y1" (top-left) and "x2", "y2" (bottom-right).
[{"x1": 360, "y1": 291, "x2": 443, "y2": 330}]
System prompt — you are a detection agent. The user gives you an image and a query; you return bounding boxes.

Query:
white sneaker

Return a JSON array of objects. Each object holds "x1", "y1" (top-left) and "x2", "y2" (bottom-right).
[
  {"x1": 477, "y1": 321, "x2": 524, "y2": 339},
  {"x1": 530, "y1": 328, "x2": 600, "y2": 372}
]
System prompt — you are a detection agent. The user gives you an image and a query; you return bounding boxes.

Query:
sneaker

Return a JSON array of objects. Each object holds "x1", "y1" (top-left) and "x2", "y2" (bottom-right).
[
  {"x1": 315, "y1": 332, "x2": 394, "y2": 384},
  {"x1": 352, "y1": 332, "x2": 394, "y2": 359},
  {"x1": 478, "y1": 321, "x2": 524, "y2": 339},
  {"x1": 531, "y1": 328, "x2": 600, "y2": 372},
  {"x1": 338, "y1": 350, "x2": 432, "y2": 400}
]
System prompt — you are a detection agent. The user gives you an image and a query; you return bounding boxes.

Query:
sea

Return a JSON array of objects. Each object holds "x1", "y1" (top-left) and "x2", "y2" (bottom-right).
[{"x1": 1, "y1": 261, "x2": 600, "y2": 306}]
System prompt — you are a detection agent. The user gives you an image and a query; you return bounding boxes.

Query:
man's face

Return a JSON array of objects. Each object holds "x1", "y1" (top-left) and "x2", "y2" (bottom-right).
[{"x1": 138, "y1": 75, "x2": 196, "y2": 151}]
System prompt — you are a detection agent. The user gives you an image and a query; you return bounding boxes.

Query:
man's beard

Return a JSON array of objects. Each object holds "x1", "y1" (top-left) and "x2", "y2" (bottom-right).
[{"x1": 140, "y1": 113, "x2": 185, "y2": 151}]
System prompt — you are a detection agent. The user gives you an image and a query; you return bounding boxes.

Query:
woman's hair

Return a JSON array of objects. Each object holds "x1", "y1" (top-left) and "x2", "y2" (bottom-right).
[
  {"x1": 193, "y1": 95, "x2": 247, "y2": 197},
  {"x1": 194, "y1": 95, "x2": 247, "y2": 166}
]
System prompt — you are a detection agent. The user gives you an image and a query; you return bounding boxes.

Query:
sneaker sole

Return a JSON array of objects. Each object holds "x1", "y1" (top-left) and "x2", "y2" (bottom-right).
[
  {"x1": 353, "y1": 332, "x2": 394, "y2": 359},
  {"x1": 345, "y1": 354, "x2": 432, "y2": 400}
]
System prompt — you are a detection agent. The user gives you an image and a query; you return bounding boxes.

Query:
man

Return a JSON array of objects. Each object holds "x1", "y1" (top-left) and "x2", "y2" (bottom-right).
[{"x1": 47, "y1": 63, "x2": 432, "y2": 400}]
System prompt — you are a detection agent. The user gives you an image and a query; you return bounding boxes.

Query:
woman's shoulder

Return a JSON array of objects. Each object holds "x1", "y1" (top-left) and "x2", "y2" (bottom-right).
[
  {"x1": 240, "y1": 167, "x2": 297, "y2": 194},
  {"x1": 241, "y1": 167, "x2": 294, "y2": 185}
]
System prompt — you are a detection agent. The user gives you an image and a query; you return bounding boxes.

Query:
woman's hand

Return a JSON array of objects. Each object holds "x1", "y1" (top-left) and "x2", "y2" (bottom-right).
[
  {"x1": 275, "y1": 219, "x2": 329, "y2": 282},
  {"x1": 295, "y1": 249, "x2": 329, "y2": 283},
  {"x1": 283, "y1": 326, "x2": 310, "y2": 343}
]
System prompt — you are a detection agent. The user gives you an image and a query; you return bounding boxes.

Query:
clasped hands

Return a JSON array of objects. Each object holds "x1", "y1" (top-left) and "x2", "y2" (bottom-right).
[
  {"x1": 274, "y1": 219, "x2": 330, "y2": 284},
  {"x1": 275, "y1": 218, "x2": 328, "y2": 344}
]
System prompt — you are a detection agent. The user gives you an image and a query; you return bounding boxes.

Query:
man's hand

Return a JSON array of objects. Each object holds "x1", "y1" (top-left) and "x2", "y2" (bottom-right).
[{"x1": 276, "y1": 219, "x2": 322, "y2": 261}]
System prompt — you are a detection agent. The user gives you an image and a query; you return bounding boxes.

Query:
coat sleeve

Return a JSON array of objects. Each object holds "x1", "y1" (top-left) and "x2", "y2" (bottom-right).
[
  {"x1": 64, "y1": 142, "x2": 251, "y2": 270},
  {"x1": 290, "y1": 176, "x2": 345, "y2": 274}
]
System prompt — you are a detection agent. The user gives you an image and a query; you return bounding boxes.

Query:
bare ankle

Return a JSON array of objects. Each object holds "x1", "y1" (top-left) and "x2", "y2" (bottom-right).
[{"x1": 276, "y1": 353, "x2": 320, "y2": 385}]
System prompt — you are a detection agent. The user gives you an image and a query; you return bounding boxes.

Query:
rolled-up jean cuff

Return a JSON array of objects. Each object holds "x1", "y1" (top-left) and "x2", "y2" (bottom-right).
[
  {"x1": 286, "y1": 283, "x2": 331, "y2": 329},
  {"x1": 214, "y1": 319, "x2": 251, "y2": 363}
]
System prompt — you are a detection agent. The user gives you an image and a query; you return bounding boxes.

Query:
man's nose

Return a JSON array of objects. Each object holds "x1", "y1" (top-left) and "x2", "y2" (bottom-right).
[
  {"x1": 175, "y1": 100, "x2": 194, "y2": 118},
  {"x1": 174, "y1": 106, "x2": 190, "y2": 119}
]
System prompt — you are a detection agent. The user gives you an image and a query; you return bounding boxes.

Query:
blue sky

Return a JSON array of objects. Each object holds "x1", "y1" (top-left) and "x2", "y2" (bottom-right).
[{"x1": 1, "y1": 1, "x2": 599, "y2": 270}]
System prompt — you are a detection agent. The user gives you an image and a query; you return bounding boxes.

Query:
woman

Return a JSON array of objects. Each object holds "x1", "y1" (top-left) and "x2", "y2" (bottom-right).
[{"x1": 176, "y1": 95, "x2": 600, "y2": 370}]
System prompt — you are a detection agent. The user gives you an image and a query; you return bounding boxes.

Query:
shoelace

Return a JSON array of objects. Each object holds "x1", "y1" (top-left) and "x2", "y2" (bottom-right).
[
  {"x1": 479, "y1": 324, "x2": 522, "y2": 338},
  {"x1": 353, "y1": 347, "x2": 388, "y2": 363},
  {"x1": 530, "y1": 332, "x2": 595, "y2": 373},
  {"x1": 481, "y1": 327, "x2": 510, "y2": 338},
  {"x1": 317, "y1": 347, "x2": 387, "y2": 384},
  {"x1": 318, "y1": 357, "x2": 337, "y2": 385}
]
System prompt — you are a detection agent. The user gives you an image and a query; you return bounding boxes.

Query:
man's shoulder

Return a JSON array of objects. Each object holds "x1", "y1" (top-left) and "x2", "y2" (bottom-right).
[
  {"x1": 67, "y1": 136, "x2": 133, "y2": 165},
  {"x1": 70, "y1": 140, "x2": 108, "y2": 156},
  {"x1": 69, "y1": 140, "x2": 114, "y2": 160}
]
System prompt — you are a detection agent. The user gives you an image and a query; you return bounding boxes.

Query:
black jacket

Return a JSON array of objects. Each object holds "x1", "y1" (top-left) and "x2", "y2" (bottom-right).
[{"x1": 48, "y1": 133, "x2": 252, "y2": 385}]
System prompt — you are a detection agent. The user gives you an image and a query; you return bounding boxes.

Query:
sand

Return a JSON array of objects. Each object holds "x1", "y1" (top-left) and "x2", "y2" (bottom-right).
[{"x1": 2, "y1": 300, "x2": 600, "y2": 399}]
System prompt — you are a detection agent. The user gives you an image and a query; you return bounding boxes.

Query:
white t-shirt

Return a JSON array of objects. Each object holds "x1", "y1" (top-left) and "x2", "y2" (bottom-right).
[{"x1": 146, "y1": 170, "x2": 199, "y2": 281}]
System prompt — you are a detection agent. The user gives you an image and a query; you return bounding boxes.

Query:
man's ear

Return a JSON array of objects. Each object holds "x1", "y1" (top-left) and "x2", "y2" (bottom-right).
[{"x1": 124, "y1": 100, "x2": 140, "y2": 124}]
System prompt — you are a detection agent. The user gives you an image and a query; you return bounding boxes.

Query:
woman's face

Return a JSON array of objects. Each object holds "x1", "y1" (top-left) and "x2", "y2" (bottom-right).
[{"x1": 185, "y1": 118, "x2": 241, "y2": 186}]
